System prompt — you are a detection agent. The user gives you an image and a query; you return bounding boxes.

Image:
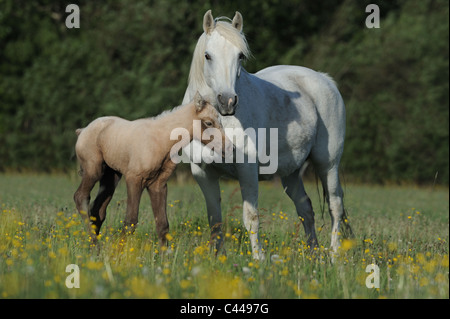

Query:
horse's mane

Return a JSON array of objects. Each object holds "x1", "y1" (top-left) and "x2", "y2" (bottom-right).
[{"x1": 188, "y1": 20, "x2": 251, "y2": 89}]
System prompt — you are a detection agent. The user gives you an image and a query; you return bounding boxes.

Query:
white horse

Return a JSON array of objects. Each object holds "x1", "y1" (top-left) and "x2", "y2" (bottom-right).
[{"x1": 182, "y1": 10, "x2": 352, "y2": 260}]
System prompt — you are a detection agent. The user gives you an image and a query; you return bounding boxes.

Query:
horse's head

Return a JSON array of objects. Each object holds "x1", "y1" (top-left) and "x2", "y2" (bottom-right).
[
  {"x1": 201, "y1": 10, "x2": 250, "y2": 116},
  {"x1": 193, "y1": 92, "x2": 234, "y2": 157}
]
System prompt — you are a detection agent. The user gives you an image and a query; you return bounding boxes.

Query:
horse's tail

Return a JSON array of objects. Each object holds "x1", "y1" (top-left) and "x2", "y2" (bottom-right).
[{"x1": 75, "y1": 128, "x2": 84, "y2": 136}]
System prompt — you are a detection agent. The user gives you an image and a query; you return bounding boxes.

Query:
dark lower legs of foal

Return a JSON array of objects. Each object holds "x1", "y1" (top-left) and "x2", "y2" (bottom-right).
[
  {"x1": 89, "y1": 167, "x2": 122, "y2": 235},
  {"x1": 75, "y1": 166, "x2": 171, "y2": 248},
  {"x1": 74, "y1": 165, "x2": 121, "y2": 242}
]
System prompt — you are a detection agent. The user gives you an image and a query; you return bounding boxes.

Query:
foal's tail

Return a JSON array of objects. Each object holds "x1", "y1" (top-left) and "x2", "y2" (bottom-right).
[{"x1": 75, "y1": 128, "x2": 84, "y2": 136}]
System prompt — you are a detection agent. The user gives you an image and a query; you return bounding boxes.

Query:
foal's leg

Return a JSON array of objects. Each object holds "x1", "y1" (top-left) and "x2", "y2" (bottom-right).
[
  {"x1": 123, "y1": 175, "x2": 144, "y2": 234},
  {"x1": 89, "y1": 166, "x2": 122, "y2": 235},
  {"x1": 147, "y1": 183, "x2": 169, "y2": 247},
  {"x1": 147, "y1": 160, "x2": 176, "y2": 247},
  {"x1": 74, "y1": 165, "x2": 102, "y2": 239},
  {"x1": 281, "y1": 168, "x2": 318, "y2": 249}
]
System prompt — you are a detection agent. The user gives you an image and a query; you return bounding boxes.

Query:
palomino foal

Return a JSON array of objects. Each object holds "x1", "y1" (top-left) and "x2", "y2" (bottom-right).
[{"x1": 74, "y1": 92, "x2": 231, "y2": 246}]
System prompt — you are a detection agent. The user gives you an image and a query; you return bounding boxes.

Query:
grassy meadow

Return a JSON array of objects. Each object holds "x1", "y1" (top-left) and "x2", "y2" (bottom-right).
[{"x1": 0, "y1": 173, "x2": 448, "y2": 299}]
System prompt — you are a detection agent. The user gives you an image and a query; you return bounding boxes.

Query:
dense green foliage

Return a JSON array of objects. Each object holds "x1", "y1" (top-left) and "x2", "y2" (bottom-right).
[{"x1": 0, "y1": 0, "x2": 448, "y2": 184}]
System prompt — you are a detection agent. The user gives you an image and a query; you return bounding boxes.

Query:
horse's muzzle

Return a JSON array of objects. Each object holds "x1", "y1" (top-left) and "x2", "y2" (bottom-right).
[{"x1": 217, "y1": 93, "x2": 238, "y2": 116}]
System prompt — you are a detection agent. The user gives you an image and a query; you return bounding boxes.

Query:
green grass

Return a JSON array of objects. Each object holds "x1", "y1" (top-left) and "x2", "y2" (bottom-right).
[{"x1": 0, "y1": 173, "x2": 448, "y2": 298}]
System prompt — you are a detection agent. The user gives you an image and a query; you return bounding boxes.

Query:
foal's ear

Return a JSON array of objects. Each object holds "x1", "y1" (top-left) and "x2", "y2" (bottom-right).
[
  {"x1": 194, "y1": 91, "x2": 206, "y2": 112},
  {"x1": 232, "y1": 11, "x2": 243, "y2": 33},
  {"x1": 203, "y1": 10, "x2": 215, "y2": 35}
]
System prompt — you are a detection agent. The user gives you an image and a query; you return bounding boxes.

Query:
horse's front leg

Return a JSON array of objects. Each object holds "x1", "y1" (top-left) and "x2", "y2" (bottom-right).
[
  {"x1": 237, "y1": 163, "x2": 264, "y2": 261},
  {"x1": 191, "y1": 162, "x2": 223, "y2": 254}
]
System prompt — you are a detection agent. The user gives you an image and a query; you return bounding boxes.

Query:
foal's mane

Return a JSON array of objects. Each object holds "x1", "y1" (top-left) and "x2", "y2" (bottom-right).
[
  {"x1": 188, "y1": 20, "x2": 251, "y2": 89},
  {"x1": 151, "y1": 103, "x2": 187, "y2": 121}
]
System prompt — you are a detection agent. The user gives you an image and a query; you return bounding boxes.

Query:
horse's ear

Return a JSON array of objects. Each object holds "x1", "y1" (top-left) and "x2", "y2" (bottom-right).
[
  {"x1": 203, "y1": 10, "x2": 215, "y2": 35},
  {"x1": 194, "y1": 91, "x2": 206, "y2": 112},
  {"x1": 232, "y1": 11, "x2": 243, "y2": 33}
]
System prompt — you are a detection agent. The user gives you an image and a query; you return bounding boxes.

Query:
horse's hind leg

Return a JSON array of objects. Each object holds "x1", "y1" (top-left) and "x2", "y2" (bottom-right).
[
  {"x1": 281, "y1": 169, "x2": 318, "y2": 249},
  {"x1": 89, "y1": 166, "x2": 122, "y2": 235},
  {"x1": 316, "y1": 165, "x2": 353, "y2": 252}
]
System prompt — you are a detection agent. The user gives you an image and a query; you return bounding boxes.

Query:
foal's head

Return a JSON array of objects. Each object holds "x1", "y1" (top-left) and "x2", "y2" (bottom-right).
[{"x1": 192, "y1": 91, "x2": 234, "y2": 157}]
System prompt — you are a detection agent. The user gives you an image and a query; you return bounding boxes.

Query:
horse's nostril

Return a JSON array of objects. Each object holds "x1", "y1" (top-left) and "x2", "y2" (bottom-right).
[{"x1": 218, "y1": 93, "x2": 238, "y2": 109}]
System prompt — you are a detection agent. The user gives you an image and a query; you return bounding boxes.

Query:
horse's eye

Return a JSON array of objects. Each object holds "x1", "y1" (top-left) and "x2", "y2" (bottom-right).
[
  {"x1": 238, "y1": 52, "x2": 245, "y2": 60},
  {"x1": 204, "y1": 121, "x2": 213, "y2": 127},
  {"x1": 205, "y1": 53, "x2": 211, "y2": 61}
]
